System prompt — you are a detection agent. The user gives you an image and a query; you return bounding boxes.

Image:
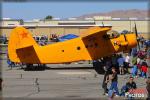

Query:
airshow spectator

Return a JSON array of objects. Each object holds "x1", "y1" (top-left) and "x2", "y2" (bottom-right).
[
  {"x1": 137, "y1": 56, "x2": 142, "y2": 75},
  {"x1": 105, "y1": 57, "x2": 112, "y2": 71},
  {"x1": 146, "y1": 79, "x2": 150, "y2": 100},
  {"x1": 7, "y1": 55, "x2": 15, "y2": 69},
  {"x1": 137, "y1": 56, "x2": 141, "y2": 65},
  {"x1": 102, "y1": 66, "x2": 109, "y2": 95},
  {"x1": 126, "y1": 76, "x2": 137, "y2": 91},
  {"x1": 111, "y1": 54, "x2": 118, "y2": 68},
  {"x1": 131, "y1": 65, "x2": 138, "y2": 78},
  {"x1": 109, "y1": 67, "x2": 119, "y2": 96},
  {"x1": 131, "y1": 48, "x2": 137, "y2": 57},
  {"x1": 117, "y1": 54, "x2": 125, "y2": 75},
  {"x1": 108, "y1": 89, "x2": 115, "y2": 100},
  {"x1": 140, "y1": 59, "x2": 148, "y2": 77},
  {"x1": 124, "y1": 53, "x2": 130, "y2": 74},
  {"x1": 139, "y1": 35, "x2": 145, "y2": 48},
  {"x1": 132, "y1": 55, "x2": 137, "y2": 66},
  {"x1": 137, "y1": 50, "x2": 147, "y2": 59},
  {"x1": 137, "y1": 56, "x2": 147, "y2": 76},
  {"x1": 120, "y1": 76, "x2": 137, "y2": 96},
  {"x1": 141, "y1": 63, "x2": 148, "y2": 78},
  {"x1": 0, "y1": 78, "x2": 2, "y2": 91}
]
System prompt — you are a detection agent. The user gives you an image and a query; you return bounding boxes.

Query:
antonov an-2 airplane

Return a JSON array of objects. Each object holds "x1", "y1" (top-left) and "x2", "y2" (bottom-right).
[{"x1": 8, "y1": 26, "x2": 137, "y2": 68}]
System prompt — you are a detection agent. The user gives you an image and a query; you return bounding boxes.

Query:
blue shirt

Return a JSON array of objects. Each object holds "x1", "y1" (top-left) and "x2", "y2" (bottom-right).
[
  {"x1": 117, "y1": 57, "x2": 125, "y2": 66},
  {"x1": 132, "y1": 65, "x2": 138, "y2": 73}
]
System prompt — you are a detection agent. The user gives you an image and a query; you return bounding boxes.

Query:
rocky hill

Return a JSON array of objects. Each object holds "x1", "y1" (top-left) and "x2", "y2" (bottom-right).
[{"x1": 76, "y1": 9, "x2": 149, "y2": 19}]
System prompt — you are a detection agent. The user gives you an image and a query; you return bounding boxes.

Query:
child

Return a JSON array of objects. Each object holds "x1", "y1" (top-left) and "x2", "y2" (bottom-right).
[
  {"x1": 131, "y1": 65, "x2": 138, "y2": 78},
  {"x1": 141, "y1": 64, "x2": 148, "y2": 78}
]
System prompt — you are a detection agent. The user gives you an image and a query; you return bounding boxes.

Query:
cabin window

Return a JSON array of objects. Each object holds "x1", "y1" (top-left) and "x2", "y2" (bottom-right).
[{"x1": 77, "y1": 47, "x2": 81, "y2": 50}]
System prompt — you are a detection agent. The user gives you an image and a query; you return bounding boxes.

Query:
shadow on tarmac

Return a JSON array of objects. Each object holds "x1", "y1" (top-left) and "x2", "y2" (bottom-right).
[{"x1": 23, "y1": 66, "x2": 93, "y2": 71}]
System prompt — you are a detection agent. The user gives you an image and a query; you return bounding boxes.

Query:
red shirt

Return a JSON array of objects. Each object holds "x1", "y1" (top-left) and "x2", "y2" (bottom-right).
[{"x1": 141, "y1": 66, "x2": 148, "y2": 73}]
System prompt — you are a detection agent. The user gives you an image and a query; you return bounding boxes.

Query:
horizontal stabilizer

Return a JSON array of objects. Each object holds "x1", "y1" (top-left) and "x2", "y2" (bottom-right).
[{"x1": 16, "y1": 46, "x2": 40, "y2": 63}]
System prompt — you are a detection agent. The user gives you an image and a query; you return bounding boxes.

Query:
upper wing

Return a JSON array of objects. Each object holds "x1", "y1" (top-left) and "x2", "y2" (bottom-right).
[
  {"x1": 80, "y1": 26, "x2": 111, "y2": 39},
  {"x1": 80, "y1": 27, "x2": 112, "y2": 60}
]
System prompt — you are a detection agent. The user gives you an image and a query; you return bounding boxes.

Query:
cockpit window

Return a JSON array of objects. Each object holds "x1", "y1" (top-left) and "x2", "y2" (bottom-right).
[
  {"x1": 106, "y1": 30, "x2": 120, "y2": 39},
  {"x1": 121, "y1": 30, "x2": 129, "y2": 34}
]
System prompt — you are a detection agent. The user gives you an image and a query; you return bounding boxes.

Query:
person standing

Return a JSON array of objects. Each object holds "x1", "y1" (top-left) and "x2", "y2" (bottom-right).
[
  {"x1": 111, "y1": 54, "x2": 118, "y2": 69},
  {"x1": 140, "y1": 59, "x2": 148, "y2": 77},
  {"x1": 102, "y1": 66, "x2": 110, "y2": 95},
  {"x1": 141, "y1": 63, "x2": 148, "y2": 78},
  {"x1": 109, "y1": 67, "x2": 119, "y2": 96},
  {"x1": 0, "y1": 78, "x2": 2, "y2": 91},
  {"x1": 137, "y1": 56, "x2": 142, "y2": 76},
  {"x1": 131, "y1": 65, "x2": 138, "y2": 78},
  {"x1": 132, "y1": 55, "x2": 137, "y2": 66},
  {"x1": 105, "y1": 57, "x2": 112, "y2": 70},
  {"x1": 117, "y1": 54, "x2": 125, "y2": 75},
  {"x1": 146, "y1": 79, "x2": 150, "y2": 100},
  {"x1": 125, "y1": 53, "x2": 130, "y2": 74}
]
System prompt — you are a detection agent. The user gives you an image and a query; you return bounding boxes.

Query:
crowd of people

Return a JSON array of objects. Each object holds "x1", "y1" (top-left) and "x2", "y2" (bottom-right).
[{"x1": 100, "y1": 46, "x2": 150, "y2": 99}]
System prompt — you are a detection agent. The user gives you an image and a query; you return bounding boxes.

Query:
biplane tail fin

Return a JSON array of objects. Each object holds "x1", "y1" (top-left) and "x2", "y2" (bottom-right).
[{"x1": 8, "y1": 26, "x2": 38, "y2": 62}]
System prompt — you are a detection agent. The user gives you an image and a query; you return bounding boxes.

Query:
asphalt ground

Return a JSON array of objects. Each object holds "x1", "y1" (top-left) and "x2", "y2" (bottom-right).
[
  {"x1": 0, "y1": 45, "x2": 149, "y2": 100},
  {"x1": 0, "y1": 59, "x2": 149, "y2": 100}
]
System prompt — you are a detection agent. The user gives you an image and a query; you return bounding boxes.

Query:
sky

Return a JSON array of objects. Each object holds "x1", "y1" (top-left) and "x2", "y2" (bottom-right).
[{"x1": 2, "y1": 1, "x2": 149, "y2": 20}]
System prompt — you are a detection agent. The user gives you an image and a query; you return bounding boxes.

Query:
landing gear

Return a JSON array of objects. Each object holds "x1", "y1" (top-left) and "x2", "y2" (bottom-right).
[
  {"x1": 25, "y1": 64, "x2": 46, "y2": 71},
  {"x1": 92, "y1": 61, "x2": 104, "y2": 74}
]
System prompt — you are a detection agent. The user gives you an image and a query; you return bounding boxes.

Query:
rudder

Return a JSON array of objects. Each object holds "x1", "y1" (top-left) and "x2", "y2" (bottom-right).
[{"x1": 8, "y1": 26, "x2": 38, "y2": 63}]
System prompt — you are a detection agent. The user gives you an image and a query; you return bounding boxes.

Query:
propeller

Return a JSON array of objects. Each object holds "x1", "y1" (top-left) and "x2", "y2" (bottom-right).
[{"x1": 134, "y1": 22, "x2": 140, "y2": 51}]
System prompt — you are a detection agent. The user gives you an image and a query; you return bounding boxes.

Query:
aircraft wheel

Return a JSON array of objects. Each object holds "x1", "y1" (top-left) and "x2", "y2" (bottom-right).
[{"x1": 25, "y1": 64, "x2": 33, "y2": 70}]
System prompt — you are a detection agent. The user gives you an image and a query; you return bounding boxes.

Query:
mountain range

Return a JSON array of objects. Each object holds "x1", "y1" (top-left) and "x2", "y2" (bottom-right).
[{"x1": 75, "y1": 9, "x2": 149, "y2": 19}]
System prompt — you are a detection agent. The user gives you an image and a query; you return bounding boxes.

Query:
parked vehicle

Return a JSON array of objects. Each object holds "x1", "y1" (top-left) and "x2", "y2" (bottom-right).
[
  {"x1": 0, "y1": 36, "x2": 8, "y2": 44},
  {"x1": 33, "y1": 36, "x2": 48, "y2": 43},
  {"x1": 144, "y1": 40, "x2": 150, "y2": 47}
]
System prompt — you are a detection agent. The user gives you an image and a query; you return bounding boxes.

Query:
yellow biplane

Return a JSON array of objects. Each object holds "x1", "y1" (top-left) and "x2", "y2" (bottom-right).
[{"x1": 8, "y1": 26, "x2": 137, "y2": 67}]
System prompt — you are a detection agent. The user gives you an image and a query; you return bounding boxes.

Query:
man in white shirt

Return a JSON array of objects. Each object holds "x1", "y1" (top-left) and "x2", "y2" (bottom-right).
[{"x1": 124, "y1": 53, "x2": 130, "y2": 74}]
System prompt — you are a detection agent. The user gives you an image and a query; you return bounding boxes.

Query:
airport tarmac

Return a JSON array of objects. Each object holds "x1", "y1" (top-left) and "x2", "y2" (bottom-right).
[{"x1": 0, "y1": 59, "x2": 148, "y2": 100}]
